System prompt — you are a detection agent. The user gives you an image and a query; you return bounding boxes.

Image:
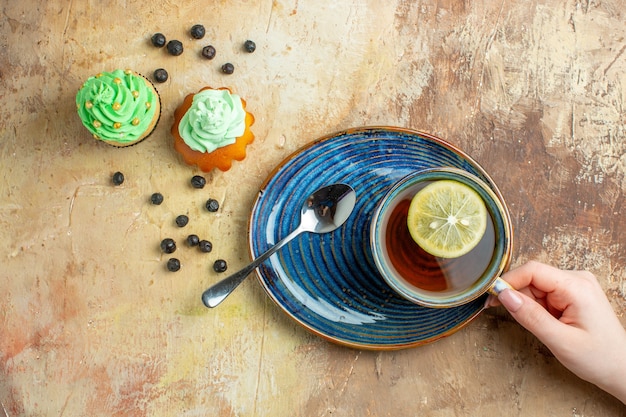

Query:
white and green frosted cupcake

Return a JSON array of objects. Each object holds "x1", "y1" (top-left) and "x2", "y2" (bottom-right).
[
  {"x1": 76, "y1": 69, "x2": 161, "y2": 147},
  {"x1": 171, "y1": 87, "x2": 255, "y2": 172}
]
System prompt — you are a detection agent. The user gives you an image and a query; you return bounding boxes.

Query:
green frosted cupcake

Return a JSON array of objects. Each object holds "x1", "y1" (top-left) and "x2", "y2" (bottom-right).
[{"x1": 76, "y1": 69, "x2": 161, "y2": 147}]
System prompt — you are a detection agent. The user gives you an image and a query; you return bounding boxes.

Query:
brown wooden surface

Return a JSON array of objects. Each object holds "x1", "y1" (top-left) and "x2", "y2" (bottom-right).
[{"x1": 1, "y1": 1, "x2": 625, "y2": 416}]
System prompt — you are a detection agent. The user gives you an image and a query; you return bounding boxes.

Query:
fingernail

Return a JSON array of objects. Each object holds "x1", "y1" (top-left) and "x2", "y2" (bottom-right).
[
  {"x1": 498, "y1": 288, "x2": 523, "y2": 313},
  {"x1": 483, "y1": 295, "x2": 494, "y2": 309}
]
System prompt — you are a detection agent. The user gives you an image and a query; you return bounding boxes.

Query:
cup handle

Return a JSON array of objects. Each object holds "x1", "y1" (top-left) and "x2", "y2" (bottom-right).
[{"x1": 488, "y1": 277, "x2": 514, "y2": 296}]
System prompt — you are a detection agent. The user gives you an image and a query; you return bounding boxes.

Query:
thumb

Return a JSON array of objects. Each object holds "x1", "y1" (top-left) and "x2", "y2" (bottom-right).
[{"x1": 498, "y1": 289, "x2": 563, "y2": 343}]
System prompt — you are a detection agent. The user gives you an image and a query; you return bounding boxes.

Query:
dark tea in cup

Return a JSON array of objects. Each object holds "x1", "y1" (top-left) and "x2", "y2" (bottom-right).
[
  {"x1": 384, "y1": 191, "x2": 496, "y2": 292},
  {"x1": 371, "y1": 168, "x2": 512, "y2": 308}
]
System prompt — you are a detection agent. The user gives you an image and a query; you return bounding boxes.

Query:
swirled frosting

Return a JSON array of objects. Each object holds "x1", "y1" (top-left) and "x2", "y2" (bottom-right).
[
  {"x1": 177, "y1": 89, "x2": 246, "y2": 153},
  {"x1": 76, "y1": 69, "x2": 159, "y2": 144}
]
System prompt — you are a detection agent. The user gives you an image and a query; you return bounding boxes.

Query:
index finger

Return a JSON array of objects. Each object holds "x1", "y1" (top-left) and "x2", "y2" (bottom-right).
[{"x1": 500, "y1": 261, "x2": 568, "y2": 293}]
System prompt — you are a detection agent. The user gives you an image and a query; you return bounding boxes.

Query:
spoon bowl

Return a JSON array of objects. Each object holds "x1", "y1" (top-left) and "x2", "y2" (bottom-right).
[{"x1": 201, "y1": 183, "x2": 356, "y2": 308}]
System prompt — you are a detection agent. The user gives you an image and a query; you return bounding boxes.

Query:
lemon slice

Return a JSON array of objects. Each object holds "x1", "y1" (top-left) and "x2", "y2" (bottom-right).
[{"x1": 407, "y1": 179, "x2": 487, "y2": 258}]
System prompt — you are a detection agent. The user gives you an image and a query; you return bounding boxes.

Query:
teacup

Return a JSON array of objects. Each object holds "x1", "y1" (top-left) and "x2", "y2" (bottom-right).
[{"x1": 370, "y1": 167, "x2": 513, "y2": 308}]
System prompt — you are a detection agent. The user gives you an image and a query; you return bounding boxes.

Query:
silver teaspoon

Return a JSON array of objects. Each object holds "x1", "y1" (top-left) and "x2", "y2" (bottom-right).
[{"x1": 201, "y1": 183, "x2": 357, "y2": 308}]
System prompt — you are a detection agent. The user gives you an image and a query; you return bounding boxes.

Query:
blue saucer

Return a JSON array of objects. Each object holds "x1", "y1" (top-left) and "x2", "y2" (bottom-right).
[{"x1": 249, "y1": 127, "x2": 508, "y2": 350}]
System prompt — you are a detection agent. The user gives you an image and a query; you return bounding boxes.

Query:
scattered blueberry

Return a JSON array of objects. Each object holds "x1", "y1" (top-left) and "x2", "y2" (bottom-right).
[
  {"x1": 112, "y1": 171, "x2": 124, "y2": 186},
  {"x1": 167, "y1": 258, "x2": 181, "y2": 272},
  {"x1": 205, "y1": 198, "x2": 220, "y2": 212},
  {"x1": 201, "y1": 45, "x2": 216, "y2": 60},
  {"x1": 213, "y1": 259, "x2": 228, "y2": 273},
  {"x1": 153, "y1": 68, "x2": 168, "y2": 83},
  {"x1": 243, "y1": 40, "x2": 256, "y2": 53},
  {"x1": 190, "y1": 24, "x2": 206, "y2": 39},
  {"x1": 150, "y1": 192, "x2": 164, "y2": 205},
  {"x1": 160, "y1": 238, "x2": 177, "y2": 254},
  {"x1": 199, "y1": 240, "x2": 213, "y2": 253},
  {"x1": 190, "y1": 175, "x2": 206, "y2": 189},
  {"x1": 175, "y1": 215, "x2": 189, "y2": 227},
  {"x1": 187, "y1": 234, "x2": 200, "y2": 247},
  {"x1": 167, "y1": 40, "x2": 184, "y2": 56},
  {"x1": 151, "y1": 33, "x2": 166, "y2": 48},
  {"x1": 221, "y1": 63, "x2": 234, "y2": 74}
]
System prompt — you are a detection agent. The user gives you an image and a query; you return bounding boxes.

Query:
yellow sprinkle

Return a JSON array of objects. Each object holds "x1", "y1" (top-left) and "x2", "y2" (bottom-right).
[
  {"x1": 113, "y1": 77, "x2": 122, "y2": 84},
  {"x1": 85, "y1": 100, "x2": 93, "y2": 109},
  {"x1": 124, "y1": 69, "x2": 132, "y2": 75},
  {"x1": 93, "y1": 120, "x2": 102, "y2": 128},
  {"x1": 112, "y1": 102, "x2": 121, "y2": 111},
  {"x1": 132, "y1": 90, "x2": 140, "y2": 99},
  {"x1": 93, "y1": 133, "x2": 99, "y2": 139},
  {"x1": 95, "y1": 73, "x2": 103, "y2": 78},
  {"x1": 132, "y1": 118, "x2": 140, "y2": 126},
  {"x1": 145, "y1": 102, "x2": 151, "y2": 109},
  {"x1": 113, "y1": 122, "x2": 122, "y2": 129}
]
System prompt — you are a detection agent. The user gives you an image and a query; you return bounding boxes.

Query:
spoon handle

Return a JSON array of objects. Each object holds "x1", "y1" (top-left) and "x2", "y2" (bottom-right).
[{"x1": 201, "y1": 227, "x2": 304, "y2": 308}]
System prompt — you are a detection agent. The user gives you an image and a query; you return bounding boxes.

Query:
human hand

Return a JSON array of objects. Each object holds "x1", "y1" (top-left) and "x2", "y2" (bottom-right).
[{"x1": 485, "y1": 261, "x2": 626, "y2": 404}]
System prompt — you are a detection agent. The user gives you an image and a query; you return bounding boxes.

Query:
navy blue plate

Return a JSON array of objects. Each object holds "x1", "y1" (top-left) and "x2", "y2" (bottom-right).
[{"x1": 249, "y1": 127, "x2": 507, "y2": 350}]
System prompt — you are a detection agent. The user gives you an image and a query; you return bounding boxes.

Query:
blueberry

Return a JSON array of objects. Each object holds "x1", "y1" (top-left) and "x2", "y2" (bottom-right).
[
  {"x1": 160, "y1": 238, "x2": 176, "y2": 254},
  {"x1": 167, "y1": 258, "x2": 181, "y2": 272},
  {"x1": 167, "y1": 40, "x2": 184, "y2": 56},
  {"x1": 243, "y1": 40, "x2": 256, "y2": 53},
  {"x1": 190, "y1": 24, "x2": 205, "y2": 39},
  {"x1": 190, "y1": 175, "x2": 206, "y2": 189},
  {"x1": 151, "y1": 33, "x2": 166, "y2": 48},
  {"x1": 199, "y1": 240, "x2": 212, "y2": 253},
  {"x1": 201, "y1": 45, "x2": 216, "y2": 60},
  {"x1": 213, "y1": 259, "x2": 228, "y2": 273},
  {"x1": 205, "y1": 198, "x2": 219, "y2": 212},
  {"x1": 112, "y1": 171, "x2": 124, "y2": 186},
  {"x1": 175, "y1": 215, "x2": 189, "y2": 227},
  {"x1": 221, "y1": 63, "x2": 234, "y2": 74},
  {"x1": 187, "y1": 234, "x2": 200, "y2": 246},
  {"x1": 150, "y1": 192, "x2": 164, "y2": 205},
  {"x1": 153, "y1": 68, "x2": 168, "y2": 83}
]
